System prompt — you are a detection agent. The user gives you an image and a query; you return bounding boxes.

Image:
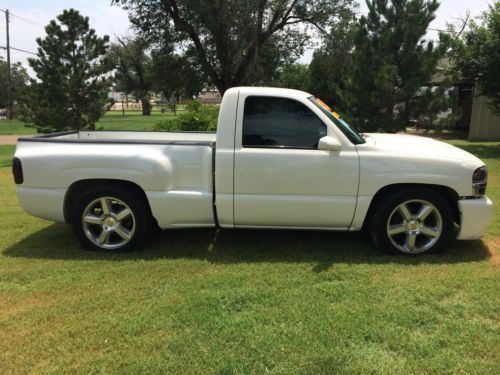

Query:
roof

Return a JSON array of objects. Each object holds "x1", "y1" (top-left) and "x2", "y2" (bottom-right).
[{"x1": 226, "y1": 87, "x2": 313, "y2": 100}]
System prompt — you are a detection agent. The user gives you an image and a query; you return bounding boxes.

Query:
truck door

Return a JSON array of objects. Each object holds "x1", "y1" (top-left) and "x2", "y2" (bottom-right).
[{"x1": 233, "y1": 94, "x2": 359, "y2": 228}]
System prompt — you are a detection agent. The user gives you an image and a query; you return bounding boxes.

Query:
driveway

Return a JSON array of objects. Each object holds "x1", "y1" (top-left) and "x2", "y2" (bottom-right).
[{"x1": 0, "y1": 135, "x2": 33, "y2": 145}]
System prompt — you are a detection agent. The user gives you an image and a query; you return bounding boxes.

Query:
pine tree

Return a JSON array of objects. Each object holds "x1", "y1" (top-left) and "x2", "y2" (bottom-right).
[
  {"x1": 308, "y1": 9, "x2": 358, "y2": 114},
  {"x1": 19, "y1": 9, "x2": 112, "y2": 132},
  {"x1": 347, "y1": 0, "x2": 451, "y2": 132}
]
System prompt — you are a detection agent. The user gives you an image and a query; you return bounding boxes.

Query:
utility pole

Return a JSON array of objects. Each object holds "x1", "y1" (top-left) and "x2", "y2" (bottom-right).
[{"x1": 4, "y1": 9, "x2": 13, "y2": 119}]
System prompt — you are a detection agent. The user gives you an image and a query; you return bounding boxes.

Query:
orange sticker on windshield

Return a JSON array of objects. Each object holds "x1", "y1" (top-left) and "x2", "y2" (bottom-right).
[
  {"x1": 317, "y1": 98, "x2": 340, "y2": 118},
  {"x1": 316, "y1": 98, "x2": 332, "y2": 112}
]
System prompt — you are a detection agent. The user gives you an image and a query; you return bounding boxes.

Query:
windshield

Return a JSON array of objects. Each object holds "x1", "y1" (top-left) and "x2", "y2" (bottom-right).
[{"x1": 308, "y1": 97, "x2": 365, "y2": 145}]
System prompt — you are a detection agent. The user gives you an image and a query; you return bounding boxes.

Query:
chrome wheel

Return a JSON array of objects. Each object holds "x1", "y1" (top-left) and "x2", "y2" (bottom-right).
[
  {"x1": 81, "y1": 196, "x2": 136, "y2": 250},
  {"x1": 386, "y1": 199, "x2": 443, "y2": 254}
]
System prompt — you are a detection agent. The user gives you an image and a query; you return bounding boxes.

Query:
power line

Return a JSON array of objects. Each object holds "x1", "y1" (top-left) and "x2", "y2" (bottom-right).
[
  {"x1": 10, "y1": 12, "x2": 45, "y2": 29},
  {"x1": 0, "y1": 8, "x2": 44, "y2": 27},
  {"x1": 428, "y1": 28, "x2": 448, "y2": 33},
  {"x1": 0, "y1": 45, "x2": 37, "y2": 55}
]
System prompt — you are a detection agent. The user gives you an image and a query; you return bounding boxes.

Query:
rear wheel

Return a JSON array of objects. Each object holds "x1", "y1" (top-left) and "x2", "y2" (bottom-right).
[
  {"x1": 369, "y1": 188, "x2": 454, "y2": 255},
  {"x1": 71, "y1": 187, "x2": 150, "y2": 252}
]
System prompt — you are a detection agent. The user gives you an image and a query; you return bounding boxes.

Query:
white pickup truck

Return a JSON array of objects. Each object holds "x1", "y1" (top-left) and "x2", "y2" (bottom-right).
[{"x1": 13, "y1": 87, "x2": 493, "y2": 255}]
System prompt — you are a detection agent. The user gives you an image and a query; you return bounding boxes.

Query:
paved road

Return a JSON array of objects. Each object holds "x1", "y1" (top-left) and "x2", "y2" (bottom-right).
[{"x1": 0, "y1": 135, "x2": 33, "y2": 145}]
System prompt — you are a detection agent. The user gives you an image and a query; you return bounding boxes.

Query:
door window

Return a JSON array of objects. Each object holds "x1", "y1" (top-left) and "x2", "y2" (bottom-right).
[{"x1": 242, "y1": 96, "x2": 326, "y2": 149}]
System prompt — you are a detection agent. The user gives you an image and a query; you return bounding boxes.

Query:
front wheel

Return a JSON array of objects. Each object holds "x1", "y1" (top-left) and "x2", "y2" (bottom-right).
[
  {"x1": 369, "y1": 188, "x2": 454, "y2": 255},
  {"x1": 71, "y1": 187, "x2": 151, "y2": 252}
]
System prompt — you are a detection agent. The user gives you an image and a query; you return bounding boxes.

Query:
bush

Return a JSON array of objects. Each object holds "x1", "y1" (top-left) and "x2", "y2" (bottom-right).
[{"x1": 154, "y1": 99, "x2": 219, "y2": 132}]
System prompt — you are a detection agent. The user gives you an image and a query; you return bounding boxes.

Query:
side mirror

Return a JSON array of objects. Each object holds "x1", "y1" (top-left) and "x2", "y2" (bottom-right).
[{"x1": 318, "y1": 136, "x2": 342, "y2": 151}]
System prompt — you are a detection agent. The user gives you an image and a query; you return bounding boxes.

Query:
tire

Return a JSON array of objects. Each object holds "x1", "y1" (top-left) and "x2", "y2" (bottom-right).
[
  {"x1": 369, "y1": 188, "x2": 454, "y2": 255},
  {"x1": 71, "y1": 186, "x2": 151, "y2": 252}
]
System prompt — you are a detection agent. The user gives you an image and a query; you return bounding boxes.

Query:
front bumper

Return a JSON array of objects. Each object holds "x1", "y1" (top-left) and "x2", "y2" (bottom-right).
[{"x1": 457, "y1": 196, "x2": 494, "y2": 240}]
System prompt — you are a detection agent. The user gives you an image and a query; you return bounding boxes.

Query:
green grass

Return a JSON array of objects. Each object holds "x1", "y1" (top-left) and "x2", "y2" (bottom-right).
[
  {"x1": 0, "y1": 119, "x2": 36, "y2": 135},
  {"x1": 0, "y1": 111, "x2": 177, "y2": 135},
  {"x1": 0, "y1": 145, "x2": 15, "y2": 167},
  {"x1": 0, "y1": 141, "x2": 499, "y2": 373}
]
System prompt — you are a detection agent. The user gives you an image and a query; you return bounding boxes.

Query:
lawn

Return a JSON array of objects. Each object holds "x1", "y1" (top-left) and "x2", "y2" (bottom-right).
[
  {"x1": 0, "y1": 141, "x2": 498, "y2": 373},
  {"x1": 0, "y1": 110, "x2": 177, "y2": 135},
  {"x1": 0, "y1": 119, "x2": 36, "y2": 135}
]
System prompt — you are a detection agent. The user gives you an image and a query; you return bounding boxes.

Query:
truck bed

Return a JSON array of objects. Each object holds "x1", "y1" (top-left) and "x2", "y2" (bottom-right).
[
  {"x1": 18, "y1": 130, "x2": 217, "y2": 145},
  {"x1": 15, "y1": 130, "x2": 217, "y2": 229}
]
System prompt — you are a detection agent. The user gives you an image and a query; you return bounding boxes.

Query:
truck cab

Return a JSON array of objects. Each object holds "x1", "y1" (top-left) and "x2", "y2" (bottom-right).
[{"x1": 215, "y1": 87, "x2": 360, "y2": 229}]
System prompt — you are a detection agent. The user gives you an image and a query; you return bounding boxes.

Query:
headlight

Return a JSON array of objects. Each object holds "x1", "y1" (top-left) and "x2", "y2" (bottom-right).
[{"x1": 472, "y1": 166, "x2": 487, "y2": 195}]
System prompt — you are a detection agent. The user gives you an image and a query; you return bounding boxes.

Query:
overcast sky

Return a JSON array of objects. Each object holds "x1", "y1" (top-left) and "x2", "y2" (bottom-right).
[{"x1": 0, "y1": 0, "x2": 494, "y2": 73}]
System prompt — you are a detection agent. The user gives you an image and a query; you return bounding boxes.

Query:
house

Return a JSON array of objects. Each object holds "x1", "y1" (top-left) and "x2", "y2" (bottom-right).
[
  {"x1": 468, "y1": 91, "x2": 500, "y2": 141},
  {"x1": 434, "y1": 60, "x2": 500, "y2": 141},
  {"x1": 452, "y1": 82, "x2": 500, "y2": 141},
  {"x1": 199, "y1": 90, "x2": 221, "y2": 104}
]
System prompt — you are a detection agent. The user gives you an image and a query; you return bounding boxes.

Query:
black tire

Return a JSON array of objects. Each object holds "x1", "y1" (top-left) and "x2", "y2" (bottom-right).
[
  {"x1": 71, "y1": 185, "x2": 151, "y2": 252},
  {"x1": 369, "y1": 187, "x2": 454, "y2": 255}
]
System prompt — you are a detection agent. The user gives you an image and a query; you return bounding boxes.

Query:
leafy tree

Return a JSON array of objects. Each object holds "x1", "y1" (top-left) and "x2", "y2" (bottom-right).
[
  {"x1": 150, "y1": 52, "x2": 203, "y2": 101},
  {"x1": 247, "y1": 34, "x2": 306, "y2": 86},
  {"x1": 110, "y1": 36, "x2": 154, "y2": 115},
  {"x1": 346, "y1": 0, "x2": 451, "y2": 132},
  {"x1": 112, "y1": 0, "x2": 354, "y2": 93},
  {"x1": 450, "y1": 2, "x2": 500, "y2": 114},
  {"x1": 273, "y1": 63, "x2": 310, "y2": 90},
  {"x1": 18, "y1": 9, "x2": 112, "y2": 132},
  {"x1": 0, "y1": 58, "x2": 29, "y2": 111}
]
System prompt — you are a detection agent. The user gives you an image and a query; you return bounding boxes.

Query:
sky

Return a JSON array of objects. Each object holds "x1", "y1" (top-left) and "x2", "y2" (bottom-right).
[{"x1": 0, "y1": 0, "x2": 494, "y2": 74}]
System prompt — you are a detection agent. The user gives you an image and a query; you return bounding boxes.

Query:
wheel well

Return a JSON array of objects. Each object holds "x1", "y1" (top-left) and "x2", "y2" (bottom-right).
[
  {"x1": 63, "y1": 179, "x2": 153, "y2": 223},
  {"x1": 362, "y1": 183, "x2": 460, "y2": 229}
]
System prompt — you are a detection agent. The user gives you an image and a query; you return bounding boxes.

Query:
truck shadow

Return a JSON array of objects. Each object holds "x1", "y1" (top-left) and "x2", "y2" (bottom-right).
[{"x1": 3, "y1": 223, "x2": 493, "y2": 266}]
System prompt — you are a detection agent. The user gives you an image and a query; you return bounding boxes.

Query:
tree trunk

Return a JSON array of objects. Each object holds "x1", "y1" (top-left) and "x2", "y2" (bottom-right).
[{"x1": 141, "y1": 99, "x2": 151, "y2": 115}]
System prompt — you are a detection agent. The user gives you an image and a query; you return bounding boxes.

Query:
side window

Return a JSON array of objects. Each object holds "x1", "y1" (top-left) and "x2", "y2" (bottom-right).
[{"x1": 242, "y1": 96, "x2": 327, "y2": 149}]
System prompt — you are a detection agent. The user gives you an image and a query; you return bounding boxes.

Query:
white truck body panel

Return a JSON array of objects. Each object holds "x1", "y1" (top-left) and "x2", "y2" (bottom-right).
[
  {"x1": 231, "y1": 87, "x2": 359, "y2": 228},
  {"x1": 15, "y1": 137, "x2": 215, "y2": 228}
]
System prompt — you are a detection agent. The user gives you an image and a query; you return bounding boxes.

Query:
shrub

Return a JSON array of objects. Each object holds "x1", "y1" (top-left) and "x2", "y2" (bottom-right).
[{"x1": 154, "y1": 99, "x2": 219, "y2": 132}]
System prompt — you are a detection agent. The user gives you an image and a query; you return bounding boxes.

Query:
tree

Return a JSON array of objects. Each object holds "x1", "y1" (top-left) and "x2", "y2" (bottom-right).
[
  {"x1": 110, "y1": 36, "x2": 154, "y2": 115},
  {"x1": 0, "y1": 58, "x2": 29, "y2": 111},
  {"x1": 150, "y1": 52, "x2": 203, "y2": 101},
  {"x1": 450, "y1": 2, "x2": 500, "y2": 114},
  {"x1": 245, "y1": 33, "x2": 306, "y2": 86},
  {"x1": 346, "y1": 0, "x2": 451, "y2": 132},
  {"x1": 112, "y1": 0, "x2": 354, "y2": 94},
  {"x1": 308, "y1": 8, "x2": 358, "y2": 113},
  {"x1": 273, "y1": 63, "x2": 309, "y2": 90},
  {"x1": 18, "y1": 9, "x2": 112, "y2": 132}
]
